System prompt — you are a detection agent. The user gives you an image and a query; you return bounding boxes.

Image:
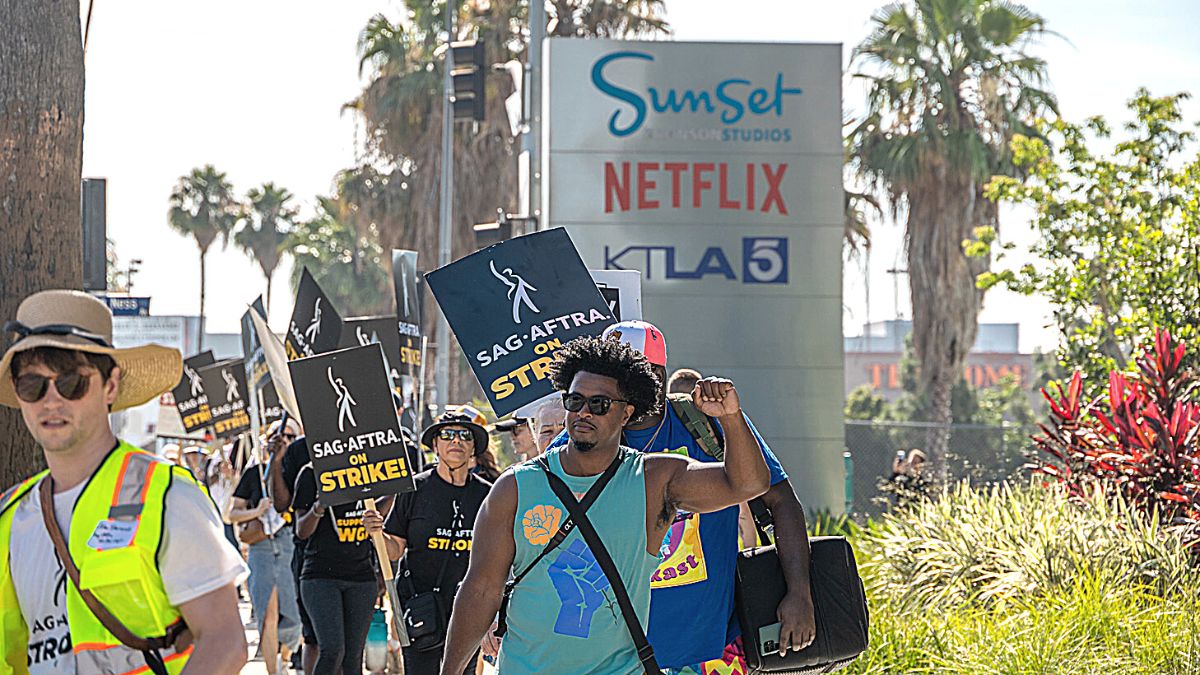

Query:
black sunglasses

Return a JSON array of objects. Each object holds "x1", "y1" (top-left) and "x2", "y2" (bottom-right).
[
  {"x1": 562, "y1": 392, "x2": 629, "y2": 416},
  {"x1": 438, "y1": 428, "x2": 474, "y2": 442},
  {"x1": 14, "y1": 371, "x2": 92, "y2": 403}
]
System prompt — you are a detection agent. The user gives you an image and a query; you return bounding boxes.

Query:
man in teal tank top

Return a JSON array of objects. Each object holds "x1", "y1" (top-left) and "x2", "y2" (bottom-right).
[{"x1": 441, "y1": 337, "x2": 772, "y2": 674}]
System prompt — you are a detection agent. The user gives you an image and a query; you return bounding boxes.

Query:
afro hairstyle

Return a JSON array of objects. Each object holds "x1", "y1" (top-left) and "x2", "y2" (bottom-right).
[{"x1": 548, "y1": 335, "x2": 661, "y2": 424}]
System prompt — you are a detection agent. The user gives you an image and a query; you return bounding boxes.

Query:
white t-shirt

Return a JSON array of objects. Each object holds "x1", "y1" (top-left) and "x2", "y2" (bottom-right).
[{"x1": 9, "y1": 471, "x2": 249, "y2": 674}]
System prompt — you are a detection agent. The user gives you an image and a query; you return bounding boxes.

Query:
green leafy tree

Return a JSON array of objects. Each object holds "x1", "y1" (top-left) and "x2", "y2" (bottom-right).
[
  {"x1": 289, "y1": 196, "x2": 391, "y2": 317},
  {"x1": 983, "y1": 90, "x2": 1200, "y2": 398},
  {"x1": 847, "y1": 0, "x2": 1057, "y2": 474},
  {"x1": 235, "y1": 182, "x2": 297, "y2": 310},
  {"x1": 846, "y1": 384, "x2": 887, "y2": 420},
  {"x1": 167, "y1": 165, "x2": 238, "y2": 343}
]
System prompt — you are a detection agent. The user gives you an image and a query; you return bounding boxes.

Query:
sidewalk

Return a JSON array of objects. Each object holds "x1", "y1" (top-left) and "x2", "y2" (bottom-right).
[
  {"x1": 237, "y1": 600, "x2": 497, "y2": 674},
  {"x1": 240, "y1": 599, "x2": 269, "y2": 675}
]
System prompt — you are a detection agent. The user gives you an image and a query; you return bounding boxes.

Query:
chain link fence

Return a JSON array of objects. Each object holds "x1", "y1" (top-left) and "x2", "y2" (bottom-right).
[{"x1": 842, "y1": 420, "x2": 1040, "y2": 518}]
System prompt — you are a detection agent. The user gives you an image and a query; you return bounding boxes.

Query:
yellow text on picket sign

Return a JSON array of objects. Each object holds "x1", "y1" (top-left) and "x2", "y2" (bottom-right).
[
  {"x1": 319, "y1": 455, "x2": 409, "y2": 492},
  {"x1": 489, "y1": 338, "x2": 564, "y2": 401}
]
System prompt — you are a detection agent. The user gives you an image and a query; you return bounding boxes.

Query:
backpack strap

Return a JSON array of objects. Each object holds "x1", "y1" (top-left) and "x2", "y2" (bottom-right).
[
  {"x1": 667, "y1": 395, "x2": 779, "y2": 545},
  {"x1": 667, "y1": 393, "x2": 723, "y2": 460},
  {"x1": 493, "y1": 452, "x2": 623, "y2": 638}
]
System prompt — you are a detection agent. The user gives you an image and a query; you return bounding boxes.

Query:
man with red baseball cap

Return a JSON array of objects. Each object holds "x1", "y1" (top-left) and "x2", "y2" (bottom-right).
[{"x1": 596, "y1": 319, "x2": 817, "y2": 674}]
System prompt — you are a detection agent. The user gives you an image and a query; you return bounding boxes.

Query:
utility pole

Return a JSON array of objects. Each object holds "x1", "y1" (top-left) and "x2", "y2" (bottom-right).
[
  {"x1": 526, "y1": 0, "x2": 545, "y2": 225},
  {"x1": 435, "y1": 0, "x2": 455, "y2": 413}
]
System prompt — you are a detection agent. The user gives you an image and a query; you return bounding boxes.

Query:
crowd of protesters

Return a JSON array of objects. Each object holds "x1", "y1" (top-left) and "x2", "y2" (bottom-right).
[{"x1": 0, "y1": 288, "x2": 814, "y2": 675}]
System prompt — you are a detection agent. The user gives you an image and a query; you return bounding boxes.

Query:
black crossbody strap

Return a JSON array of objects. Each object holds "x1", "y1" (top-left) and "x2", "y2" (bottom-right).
[
  {"x1": 538, "y1": 457, "x2": 660, "y2": 675},
  {"x1": 494, "y1": 452, "x2": 623, "y2": 638}
]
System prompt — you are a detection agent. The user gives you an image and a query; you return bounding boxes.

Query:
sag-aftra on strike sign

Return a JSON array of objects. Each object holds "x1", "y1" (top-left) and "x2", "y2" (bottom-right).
[
  {"x1": 425, "y1": 228, "x2": 614, "y2": 417},
  {"x1": 288, "y1": 343, "x2": 416, "y2": 506}
]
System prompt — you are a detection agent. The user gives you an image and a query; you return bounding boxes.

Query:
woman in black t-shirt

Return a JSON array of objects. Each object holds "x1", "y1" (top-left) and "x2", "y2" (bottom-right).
[
  {"x1": 364, "y1": 410, "x2": 492, "y2": 675},
  {"x1": 294, "y1": 463, "x2": 380, "y2": 675}
]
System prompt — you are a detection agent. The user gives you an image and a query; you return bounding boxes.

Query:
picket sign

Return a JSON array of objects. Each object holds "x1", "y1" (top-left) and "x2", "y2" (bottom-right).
[
  {"x1": 249, "y1": 306, "x2": 413, "y2": 647},
  {"x1": 286, "y1": 344, "x2": 416, "y2": 647},
  {"x1": 424, "y1": 228, "x2": 615, "y2": 417}
]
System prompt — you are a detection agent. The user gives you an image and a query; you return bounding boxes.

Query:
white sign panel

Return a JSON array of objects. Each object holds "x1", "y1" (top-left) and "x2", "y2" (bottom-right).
[
  {"x1": 545, "y1": 39, "x2": 845, "y2": 511},
  {"x1": 590, "y1": 269, "x2": 642, "y2": 321},
  {"x1": 109, "y1": 315, "x2": 197, "y2": 449}
]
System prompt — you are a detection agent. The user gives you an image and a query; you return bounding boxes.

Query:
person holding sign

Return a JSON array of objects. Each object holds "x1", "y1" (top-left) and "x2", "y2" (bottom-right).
[
  {"x1": 363, "y1": 410, "x2": 493, "y2": 674},
  {"x1": 439, "y1": 336, "x2": 771, "y2": 674},
  {"x1": 293, "y1": 462, "x2": 381, "y2": 675},
  {"x1": 0, "y1": 290, "x2": 248, "y2": 674}
]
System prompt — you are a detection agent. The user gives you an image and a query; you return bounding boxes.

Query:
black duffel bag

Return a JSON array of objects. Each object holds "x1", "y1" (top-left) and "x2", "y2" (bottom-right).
[{"x1": 734, "y1": 536, "x2": 869, "y2": 673}]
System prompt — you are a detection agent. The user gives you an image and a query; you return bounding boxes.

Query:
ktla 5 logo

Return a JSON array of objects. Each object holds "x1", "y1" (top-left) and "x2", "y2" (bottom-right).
[{"x1": 604, "y1": 237, "x2": 788, "y2": 284}]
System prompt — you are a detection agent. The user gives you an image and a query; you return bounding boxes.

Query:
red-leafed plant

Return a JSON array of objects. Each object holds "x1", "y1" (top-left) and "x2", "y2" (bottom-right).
[{"x1": 1033, "y1": 330, "x2": 1200, "y2": 526}]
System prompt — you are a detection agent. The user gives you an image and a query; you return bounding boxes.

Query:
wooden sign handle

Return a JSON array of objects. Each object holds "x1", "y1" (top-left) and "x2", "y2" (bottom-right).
[{"x1": 364, "y1": 497, "x2": 411, "y2": 647}]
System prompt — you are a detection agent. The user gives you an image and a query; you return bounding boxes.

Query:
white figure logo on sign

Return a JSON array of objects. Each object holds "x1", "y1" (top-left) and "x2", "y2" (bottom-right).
[
  {"x1": 185, "y1": 364, "x2": 204, "y2": 398},
  {"x1": 400, "y1": 264, "x2": 411, "y2": 317},
  {"x1": 305, "y1": 298, "x2": 323, "y2": 343},
  {"x1": 328, "y1": 366, "x2": 358, "y2": 432},
  {"x1": 221, "y1": 369, "x2": 240, "y2": 401},
  {"x1": 490, "y1": 260, "x2": 541, "y2": 324}
]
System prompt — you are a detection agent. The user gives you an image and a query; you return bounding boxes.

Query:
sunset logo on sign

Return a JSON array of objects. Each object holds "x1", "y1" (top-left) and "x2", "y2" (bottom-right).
[{"x1": 590, "y1": 50, "x2": 803, "y2": 140}]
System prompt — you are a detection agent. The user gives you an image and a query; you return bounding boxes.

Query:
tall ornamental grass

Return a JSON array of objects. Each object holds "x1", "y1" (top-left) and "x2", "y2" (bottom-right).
[{"x1": 846, "y1": 482, "x2": 1200, "y2": 673}]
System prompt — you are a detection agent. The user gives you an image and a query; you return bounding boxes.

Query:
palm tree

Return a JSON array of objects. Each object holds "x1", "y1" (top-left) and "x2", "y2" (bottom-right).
[
  {"x1": 235, "y1": 182, "x2": 297, "y2": 310},
  {"x1": 1, "y1": 0, "x2": 85, "y2": 483},
  {"x1": 289, "y1": 195, "x2": 392, "y2": 317},
  {"x1": 349, "y1": 0, "x2": 669, "y2": 400},
  {"x1": 167, "y1": 165, "x2": 238, "y2": 346},
  {"x1": 847, "y1": 0, "x2": 1057, "y2": 474},
  {"x1": 546, "y1": 0, "x2": 668, "y2": 37}
]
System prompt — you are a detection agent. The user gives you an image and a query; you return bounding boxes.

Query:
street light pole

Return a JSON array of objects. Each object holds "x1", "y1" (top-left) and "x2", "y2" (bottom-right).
[
  {"x1": 435, "y1": 0, "x2": 455, "y2": 414},
  {"x1": 527, "y1": 0, "x2": 544, "y2": 226}
]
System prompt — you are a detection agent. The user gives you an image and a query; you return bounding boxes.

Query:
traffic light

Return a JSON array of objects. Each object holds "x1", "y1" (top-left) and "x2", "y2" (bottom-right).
[{"x1": 450, "y1": 40, "x2": 486, "y2": 122}]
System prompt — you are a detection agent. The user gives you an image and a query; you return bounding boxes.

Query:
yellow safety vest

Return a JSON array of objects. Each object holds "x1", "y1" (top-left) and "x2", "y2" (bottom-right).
[{"x1": 0, "y1": 442, "x2": 202, "y2": 674}]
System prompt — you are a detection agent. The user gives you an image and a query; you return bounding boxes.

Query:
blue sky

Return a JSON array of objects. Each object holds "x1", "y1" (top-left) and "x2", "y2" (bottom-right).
[{"x1": 82, "y1": 0, "x2": 1200, "y2": 352}]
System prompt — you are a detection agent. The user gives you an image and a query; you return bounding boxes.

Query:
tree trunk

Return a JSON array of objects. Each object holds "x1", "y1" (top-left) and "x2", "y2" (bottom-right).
[
  {"x1": 906, "y1": 172, "x2": 989, "y2": 483},
  {"x1": 198, "y1": 248, "x2": 207, "y2": 350},
  {"x1": 925, "y1": 374, "x2": 954, "y2": 482},
  {"x1": 0, "y1": 0, "x2": 85, "y2": 487}
]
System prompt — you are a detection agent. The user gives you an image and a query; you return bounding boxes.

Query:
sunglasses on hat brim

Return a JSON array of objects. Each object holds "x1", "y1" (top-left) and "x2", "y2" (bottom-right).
[{"x1": 4, "y1": 321, "x2": 112, "y2": 349}]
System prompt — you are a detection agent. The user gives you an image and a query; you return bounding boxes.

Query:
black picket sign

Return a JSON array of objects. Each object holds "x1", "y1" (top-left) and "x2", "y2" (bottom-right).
[
  {"x1": 199, "y1": 359, "x2": 251, "y2": 439},
  {"x1": 288, "y1": 343, "x2": 417, "y2": 506},
  {"x1": 172, "y1": 351, "x2": 216, "y2": 433},
  {"x1": 286, "y1": 267, "x2": 344, "y2": 359},
  {"x1": 241, "y1": 296, "x2": 270, "y2": 392},
  {"x1": 392, "y1": 250, "x2": 422, "y2": 407},
  {"x1": 425, "y1": 228, "x2": 614, "y2": 417},
  {"x1": 340, "y1": 315, "x2": 404, "y2": 394}
]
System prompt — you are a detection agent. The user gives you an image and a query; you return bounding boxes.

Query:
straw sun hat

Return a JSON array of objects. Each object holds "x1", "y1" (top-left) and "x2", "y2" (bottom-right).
[{"x1": 0, "y1": 290, "x2": 182, "y2": 411}]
